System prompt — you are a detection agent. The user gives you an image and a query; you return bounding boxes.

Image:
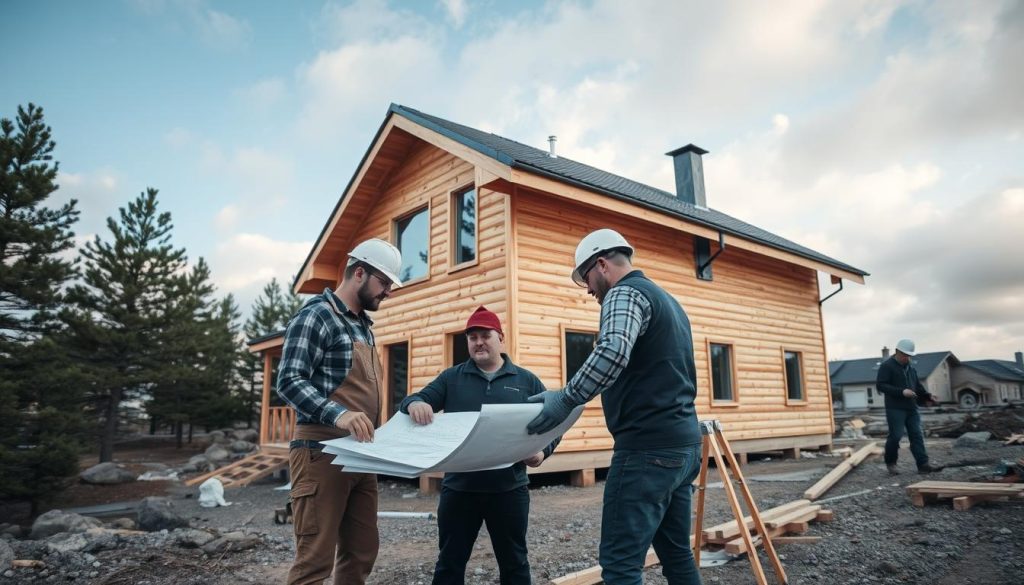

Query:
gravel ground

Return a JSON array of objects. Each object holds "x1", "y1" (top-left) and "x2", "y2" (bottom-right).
[{"x1": 3, "y1": 438, "x2": 1023, "y2": 584}]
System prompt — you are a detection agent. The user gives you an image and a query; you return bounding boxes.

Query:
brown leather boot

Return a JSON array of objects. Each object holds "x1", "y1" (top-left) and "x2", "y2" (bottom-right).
[{"x1": 887, "y1": 464, "x2": 900, "y2": 476}]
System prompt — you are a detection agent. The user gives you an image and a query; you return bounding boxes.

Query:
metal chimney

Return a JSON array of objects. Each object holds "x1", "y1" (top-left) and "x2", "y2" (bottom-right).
[
  {"x1": 666, "y1": 144, "x2": 708, "y2": 208},
  {"x1": 882, "y1": 346, "x2": 890, "y2": 359},
  {"x1": 548, "y1": 135, "x2": 557, "y2": 158},
  {"x1": 1015, "y1": 351, "x2": 1023, "y2": 369}
]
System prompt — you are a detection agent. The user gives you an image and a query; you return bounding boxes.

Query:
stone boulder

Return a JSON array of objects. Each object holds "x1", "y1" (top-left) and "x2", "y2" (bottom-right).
[
  {"x1": 174, "y1": 528, "x2": 217, "y2": 549},
  {"x1": 204, "y1": 444, "x2": 231, "y2": 462},
  {"x1": 80, "y1": 462, "x2": 136, "y2": 485},
  {"x1": 954, "y1": 431, "x2": 992, "y2": 448},
  {"x1": 231, "y1": 429, "x2": 259, "y2": 443},
  {"x1": 136, "y1": 497, "x2": 189, "y2": 532},
  {"x1": 29, "y1": 510, "x2": 102, "y2": 540},
  {"x1": 230, "y1": 440, "x2": 255, "y2": 454},
  {"x1": 0, "y1": 539, "x2": 13, "y2": 570},
  {"x1": 0, "y1": 523, "x2": 22, "y2": 539},
  {"x1": 201, "y1": 531, "x2": 260, "y2": 554},
  {"x1": 45, "y1": 532, "x2": 90, "y2": 554},
  {"x1": 183, "y1": 454, "x2": 215, "y2": 473},
  {"x1": 209, "y1": 430, "x2": 226, "y2": 443}
]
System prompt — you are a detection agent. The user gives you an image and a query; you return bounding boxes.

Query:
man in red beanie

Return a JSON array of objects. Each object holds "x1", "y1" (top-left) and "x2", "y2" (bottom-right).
[{"x1": 399, "y1": 305, "x2": 559, "y2": 584}]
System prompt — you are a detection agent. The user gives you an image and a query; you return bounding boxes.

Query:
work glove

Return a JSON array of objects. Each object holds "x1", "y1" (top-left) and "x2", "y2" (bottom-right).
[{"x1": 526, "y1": 391, "x2": 576, "y2": 435}]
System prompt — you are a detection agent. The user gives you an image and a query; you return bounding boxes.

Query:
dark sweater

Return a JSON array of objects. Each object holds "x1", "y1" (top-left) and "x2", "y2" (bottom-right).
[
  {"x1": 399, "y1": 354, "x2": 559, "y2": 492},
  {"x1": 602, "y1": 271, "x2": 702, "y2": 450},
  {"x1": 876, "y1": 356, "x2": 929, "y2": 410}
]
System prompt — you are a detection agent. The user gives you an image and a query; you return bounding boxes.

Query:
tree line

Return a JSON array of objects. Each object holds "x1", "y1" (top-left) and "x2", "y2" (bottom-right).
[{"x1": 0, "y1": 104, "x2": 303, "y2": 513}]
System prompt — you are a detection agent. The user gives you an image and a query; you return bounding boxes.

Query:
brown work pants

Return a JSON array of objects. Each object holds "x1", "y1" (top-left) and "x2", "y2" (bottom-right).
[{"x1": 286, "y1": 447, "x2": 379, "y2": 585}]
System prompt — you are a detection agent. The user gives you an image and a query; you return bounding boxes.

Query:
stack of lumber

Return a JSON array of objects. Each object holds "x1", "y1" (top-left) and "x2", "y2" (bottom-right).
[
  {"x1": 700, "y1": 499, "x2": 833, "y2": 556},
  {"x1": 803, "y1": 441, "x2": 879, "y2": 500},
  {"x1": 906, "y1": 481, "x2": 1024, "y2": 511}
]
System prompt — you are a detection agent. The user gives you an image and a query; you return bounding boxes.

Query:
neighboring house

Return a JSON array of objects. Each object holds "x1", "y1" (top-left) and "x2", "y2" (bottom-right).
[
  {"x1": 830, "y1": 348, "x2": 959, "y2": 409},
  {"x1": 250, "y1": 103, "x2": 869, "y2": 478},
  {"x1": 951, "y1": 352, "x2": 1024, "y2": 408}
]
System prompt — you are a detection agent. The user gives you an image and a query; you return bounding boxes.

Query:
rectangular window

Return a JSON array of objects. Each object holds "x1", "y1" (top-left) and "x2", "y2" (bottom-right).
[
  {"x1": 710, "y1": 343, "x2": 734, "y2": 401},
  {"x1": 451, "y1": 186, "x2": 477, "y2": 266},
  {"x1": 394, "y1": 206, "x2": 429, "y2": 283},
  {"x1": 694, "y1": 236, "x2": 713, "y2": 280},
  {"x1": 386, "y1": 342, "x2": 409, "y2": 417},
  {"x1": 784, "y1": 350, "x2": 804, "y2": 402},
  {"x1": 564, "y1": 330, "x2": 597, "y2": 384},
  {"x1": 449, "y1": 332, "x2": 470, "y2": 367}
]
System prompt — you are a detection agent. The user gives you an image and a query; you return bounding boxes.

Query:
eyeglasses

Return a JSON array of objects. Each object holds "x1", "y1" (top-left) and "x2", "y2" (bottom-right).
[
  {"x1": 366, "y1": 269, "x2": 394, "y2": 291},
  {"x1": 574, "y1": 256, "x2": 601, "y2": 287}
]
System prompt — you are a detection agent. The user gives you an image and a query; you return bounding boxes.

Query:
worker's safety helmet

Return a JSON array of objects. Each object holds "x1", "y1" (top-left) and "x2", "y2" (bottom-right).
[
  {"x1": 571, "y1": 229, "x2": 634, "y2": 287},
  {"x1": 348, "y1": 238, "x2": 403, "y2": 287}
]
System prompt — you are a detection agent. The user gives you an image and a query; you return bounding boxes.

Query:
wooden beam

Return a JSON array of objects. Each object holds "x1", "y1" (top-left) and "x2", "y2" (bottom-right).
[
  {"x1": 803, "y1": 441, "x2": 878, "y2": 500},
  {"x1": 259, "y1": 353, "x2": 273, "y2": 446},
  {"x1": 392, "y1": 115, "x2": 512, "y2": 182}
]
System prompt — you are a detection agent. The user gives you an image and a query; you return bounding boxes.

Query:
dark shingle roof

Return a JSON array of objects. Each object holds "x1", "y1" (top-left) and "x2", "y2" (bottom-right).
[
  {"x1": 960, "y1": 360, "x2": 1024, "y2": 382},
  {"x1": 830, "y1": 352, "x2": 955, "y2": 385},
  {"x1": 389, "y1": 104, "x2": 868, "y2": 278}
]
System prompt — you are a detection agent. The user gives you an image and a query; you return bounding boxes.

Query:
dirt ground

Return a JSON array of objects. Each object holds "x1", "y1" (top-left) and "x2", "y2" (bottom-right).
[{"x1": 3, "y1": 434, "x2": 1024, "y2": 584}]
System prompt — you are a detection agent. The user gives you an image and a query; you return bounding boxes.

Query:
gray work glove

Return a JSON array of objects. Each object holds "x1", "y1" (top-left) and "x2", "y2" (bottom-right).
[{"x1": 526, "y1": 391, "x2": 576, "y2": 435}]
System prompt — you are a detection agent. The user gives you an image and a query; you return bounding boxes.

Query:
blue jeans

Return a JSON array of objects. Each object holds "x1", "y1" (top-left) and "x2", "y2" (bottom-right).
[
  {"x1": 884, "y1": 408, "x2": 929, "y2": 467},
  {"x1": 600, "y1": 444, "x2": 703, "y2": 585}
]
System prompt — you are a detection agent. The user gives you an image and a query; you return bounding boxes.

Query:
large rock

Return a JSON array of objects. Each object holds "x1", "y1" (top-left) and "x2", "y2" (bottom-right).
[
  {"x1": 29, "y1": 510, "x2": 102, "y2": 540},
  {"x1": 0, "y1": 523, "x2": 22, "y2": 539},
  {"x1": 231, "y1": 429, "x2": 258, "y2": 443},
  {"x1": 200, "y1": 531, "x2": 260, "y2": 554},
  {"x1": 209, "y1": 430, "x2": 226, "y2": 443},
  {"x1": 45, "y1": 532, "x2": 89, "y2": 554},
  {"x1": 80, "y1": 462, "x2": 136, "y2": 485},
  {"x1": 174, "y1": 528, "x2": 217, "y2": 548},
  {"x1": 183, "y1": 454, "x2": 215, "y2": 473},
  {"x1": 204, "y1": 444, "x2": 231, "y2": 462},
  {"x1": 136, "y1": 497, "x2": 189, "y2": 532},
  {"x1": 230, "y1": 440, "x2": 255, "y2": 454},
  {"x1": 0, "y1": 539, "x2": 13, "y2": 570},
  {"x1": 954, "y1": 431, "x2": 992, "y2": 448}
]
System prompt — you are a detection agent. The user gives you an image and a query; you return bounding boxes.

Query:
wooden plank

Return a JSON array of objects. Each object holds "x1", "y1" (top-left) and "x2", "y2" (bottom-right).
[
  {"x1": 703, "y1": 499, "x2": 811, "y2": 542},
  {"x1": 550, "y1": 547, "x2": 662, "y2": 585},
  {"x1": 803, "y1": 442, "x2": 877, "y2": 500},
  {"x1": 764, "y1": 505, "x2": 822, "y2": 529},
  {"x1": 570, "y1": 468, "x2": 596, "y2": 487}
]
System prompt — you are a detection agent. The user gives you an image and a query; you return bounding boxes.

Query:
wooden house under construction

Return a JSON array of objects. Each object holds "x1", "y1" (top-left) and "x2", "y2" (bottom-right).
[{"x1": 247, "y1": 104, "x2": 868, "y2": 487}]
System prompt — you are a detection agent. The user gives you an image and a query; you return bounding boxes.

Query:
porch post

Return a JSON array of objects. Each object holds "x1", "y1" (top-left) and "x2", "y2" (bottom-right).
[{"x1": 260, "y1": 352, "x2": 272, "y2": 445}]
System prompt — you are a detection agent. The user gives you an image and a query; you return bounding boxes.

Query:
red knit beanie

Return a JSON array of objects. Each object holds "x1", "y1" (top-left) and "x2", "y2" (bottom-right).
[{"x1": 465, "y1": 305, "x2": 502, "y2": 335}]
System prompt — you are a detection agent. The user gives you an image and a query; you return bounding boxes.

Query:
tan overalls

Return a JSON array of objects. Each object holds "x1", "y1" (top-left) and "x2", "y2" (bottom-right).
[{"x1": 286, "y1": 296, "x2": 383, "y2": 585}]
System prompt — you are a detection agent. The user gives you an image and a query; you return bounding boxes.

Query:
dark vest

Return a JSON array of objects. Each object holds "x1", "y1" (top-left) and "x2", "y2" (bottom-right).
[{"x1": 602, "y1": 271, "x2": 701, "y2": 450}]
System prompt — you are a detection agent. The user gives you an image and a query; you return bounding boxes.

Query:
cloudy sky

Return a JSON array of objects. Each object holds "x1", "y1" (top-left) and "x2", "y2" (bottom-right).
[{"x1": 2, "y1": 0, "x2": 1021, "y2": 361}]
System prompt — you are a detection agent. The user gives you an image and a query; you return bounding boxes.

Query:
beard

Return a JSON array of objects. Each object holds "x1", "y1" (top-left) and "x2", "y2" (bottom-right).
[{"x1": 357, "y1": 280, "x2": 385, "y2": 311}]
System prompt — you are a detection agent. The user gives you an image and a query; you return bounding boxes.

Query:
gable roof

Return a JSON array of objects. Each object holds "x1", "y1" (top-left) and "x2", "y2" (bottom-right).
[
  {"x1": 960, "y1": 360, "x2": 1024, "y2": 382},
  {"x1": 829, "y1": 351, "x2": 956, "y2": 386},
  {"x1": 389, "y1": 104, "x2": 868, "y2": 279}
]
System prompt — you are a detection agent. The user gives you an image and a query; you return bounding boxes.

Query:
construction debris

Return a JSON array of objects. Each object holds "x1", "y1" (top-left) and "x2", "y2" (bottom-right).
[
  {"x1": 1004, "y1": 433, "x2": 1024, "y2": 445},
  {"x1": 803, "y1": 442, "x2": 879, "y2": 500},
  {"x1": 906, "y1": 480, "x2": 1024, "y2": 510},
  {"x1": 937, "y1": 409, "x2": 1024, "y2": 440},
  {"x1": 699, "y1": 499, "x2": 833, "y2": 556}
]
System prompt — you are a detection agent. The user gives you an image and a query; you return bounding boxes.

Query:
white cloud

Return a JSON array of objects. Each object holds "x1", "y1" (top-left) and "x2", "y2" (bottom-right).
[
  {"x1": 440, "y1": 0, "x2": 468, "y2": 28},
  {"x1": 235, "y1": 77, "x2": 287, "y2": 112},
  {"x1": 215, "y1": 205, "x2": 240, "y2": 230},
  {"x1": 55, "y1": 169, "x2": 125, "y2": 235},
  {"x1": 210, "y1": 233, "x2": 312, "y2": 313},
  {"x1": 192, "y1": 7, "x2": 252, "y2": 50}
]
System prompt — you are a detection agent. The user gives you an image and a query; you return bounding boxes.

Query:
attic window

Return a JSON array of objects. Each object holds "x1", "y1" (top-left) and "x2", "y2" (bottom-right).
[{"x1": 695, "y1": 236, "x2": 713, "y2": 280}]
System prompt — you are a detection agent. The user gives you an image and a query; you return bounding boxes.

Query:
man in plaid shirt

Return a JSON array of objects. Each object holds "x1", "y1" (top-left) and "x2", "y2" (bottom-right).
[
  {"x1": 277, "y1": 238, "x2": 403, "y2": 585},
  {"x1": 528, "y1": 228, "x2": 703, "y2": 585}
]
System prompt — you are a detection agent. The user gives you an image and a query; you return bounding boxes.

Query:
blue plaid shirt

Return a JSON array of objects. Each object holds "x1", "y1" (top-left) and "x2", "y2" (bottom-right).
[
  {"x1": 564, "y1": 285, "x2": 651, "y2": 404},
  {"x1": 276, "y1": 288, "x2": 375, "y2": 426}
]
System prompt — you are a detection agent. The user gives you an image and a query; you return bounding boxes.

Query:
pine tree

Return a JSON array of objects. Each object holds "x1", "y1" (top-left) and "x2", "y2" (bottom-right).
[
  {"x1": 242, "y1": 278, "x2": 302, "y2": 426},
  {"x1": 64, "y1": 188, "x2": 186, "y2": 462},
  {"x1": 0, "y1": 103, "x2": 86, "y2": 512}
]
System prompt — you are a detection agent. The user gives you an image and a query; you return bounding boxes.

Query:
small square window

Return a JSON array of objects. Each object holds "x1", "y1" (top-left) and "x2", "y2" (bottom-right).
[{"x1": 564, "y1": 330, "x2": 597, "y2": 384}]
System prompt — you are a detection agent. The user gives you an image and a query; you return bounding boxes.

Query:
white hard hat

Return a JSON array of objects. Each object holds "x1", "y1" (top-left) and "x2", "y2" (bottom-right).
[
  {"x1": 348, "y1": 238, "x2": 403, "y2": 287},
  {"x1": 895, "y1": 339, "x2": 916, "y2": 356},
  {"x1": 571, "y1": 228, "x2": 634, "y2": 287}
]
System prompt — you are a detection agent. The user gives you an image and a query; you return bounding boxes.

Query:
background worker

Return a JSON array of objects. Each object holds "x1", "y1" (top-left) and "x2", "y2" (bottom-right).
[
  {"x1": 526, "y1": 228, "x2": 703, "y2": 585},
  {"x1": 276, "y1": 238, "x2": 403, "y2": 585},
  {"x1": 876, "y1": 338, "x2": 942, "y2": 475},
  {"x1": 400, "y1": 305, "x2": 560, "y2": 585}
]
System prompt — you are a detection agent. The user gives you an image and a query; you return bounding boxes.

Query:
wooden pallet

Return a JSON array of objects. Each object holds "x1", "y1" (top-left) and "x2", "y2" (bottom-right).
[
  {"x1": 906, "y1": 480, "x2": 1024, "y2": 510},
  {"x1": 701, "y1": 499, "x2": 833, "y2": 555},
  {"x1": 184, "y1": 448, "x2": 289, "y2": 488}
]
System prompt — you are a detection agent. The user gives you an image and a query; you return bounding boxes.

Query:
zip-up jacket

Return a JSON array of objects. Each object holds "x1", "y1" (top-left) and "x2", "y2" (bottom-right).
[
  {"x1": 399, "y1": 354, "x2": 559, "y2": 492},
  {"x1": 876, "y1": 356, "x2": 929, "y2": 410}
]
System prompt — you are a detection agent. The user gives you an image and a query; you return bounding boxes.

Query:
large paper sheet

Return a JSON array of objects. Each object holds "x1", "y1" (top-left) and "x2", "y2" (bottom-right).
[{"x1": 320, "y1": 403, "x2": 584, "y2": 478}]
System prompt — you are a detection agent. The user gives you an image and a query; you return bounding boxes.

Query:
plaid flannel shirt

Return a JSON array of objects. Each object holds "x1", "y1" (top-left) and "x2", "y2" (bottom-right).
[
  {"x1": 276, "y1": 289, "x2": 375, "y2": 426},
  {"x1": 563, "y1": 285, "x2": 651, "y2": 405}
]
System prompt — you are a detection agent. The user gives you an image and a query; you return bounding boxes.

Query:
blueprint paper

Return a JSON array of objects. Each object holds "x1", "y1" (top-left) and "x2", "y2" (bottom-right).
[{"x1": 320, "y1": 403, "x2": 584, "y2": 477}]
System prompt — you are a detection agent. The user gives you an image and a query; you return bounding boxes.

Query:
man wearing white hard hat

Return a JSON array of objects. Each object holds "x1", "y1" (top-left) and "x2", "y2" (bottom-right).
[
  {"x1": 277, "y1": 238, "x2": 402, "y2": 585},
  {"x1": 527, "y1": 228, "x2": 702, "y2": 584},
  {"x1": 876, "y1": 338, "x2": 942, "y2": 475}
]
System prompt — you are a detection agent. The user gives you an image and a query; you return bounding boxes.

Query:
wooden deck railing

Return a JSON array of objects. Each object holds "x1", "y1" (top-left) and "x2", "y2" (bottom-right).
[{"x1": 262, "y1": 406, "x2": 296, "y2": 445}]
